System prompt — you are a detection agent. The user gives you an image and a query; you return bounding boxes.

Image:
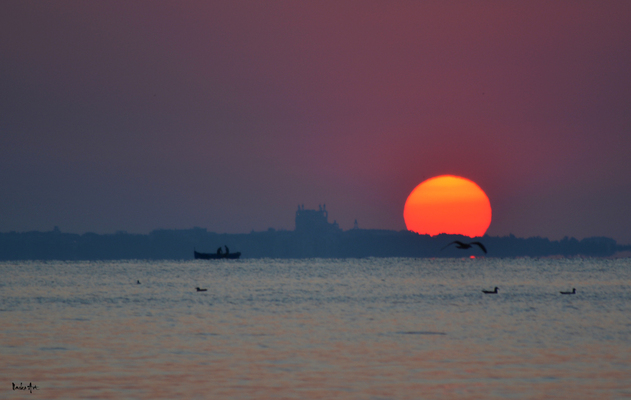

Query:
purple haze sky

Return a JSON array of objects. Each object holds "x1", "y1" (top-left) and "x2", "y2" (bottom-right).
[{"x1": 1, "y1": 1, "x2": 631, "y2": 243}]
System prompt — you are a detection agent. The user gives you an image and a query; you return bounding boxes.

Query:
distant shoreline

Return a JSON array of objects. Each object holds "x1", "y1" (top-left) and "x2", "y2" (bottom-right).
[{"x1": 0, "y1": 228, "x2": 622, "y2": 260}]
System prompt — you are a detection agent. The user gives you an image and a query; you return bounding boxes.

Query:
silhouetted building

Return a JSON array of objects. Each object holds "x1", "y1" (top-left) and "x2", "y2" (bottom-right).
[{"x1": 295, "y1": 204, "x2": 341, "y2": 234}]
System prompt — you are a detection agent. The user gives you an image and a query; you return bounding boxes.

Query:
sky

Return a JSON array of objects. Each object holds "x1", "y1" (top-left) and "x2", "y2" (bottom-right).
[{"x1": 1, "y1": 1, "x2": 631, "y2": 243}]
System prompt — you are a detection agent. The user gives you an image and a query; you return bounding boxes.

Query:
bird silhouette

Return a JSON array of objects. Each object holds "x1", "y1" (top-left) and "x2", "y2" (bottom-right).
[
  {"x1": 560, "y1": 288, "x2": 576, "y2": 295},
  {"x1": 482, "y1": 287, "x2": 498, "y2": 294},
  {"x1": 441, "y1": 240, "x2": 487, "y2": 254},
  {"x1": 196, "y1": 287, "x2": 207, "y2": 292}
]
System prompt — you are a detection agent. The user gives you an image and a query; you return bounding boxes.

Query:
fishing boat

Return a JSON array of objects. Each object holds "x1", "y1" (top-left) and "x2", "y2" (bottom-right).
[{"x1": 194, "y1": 250, "x2": 241, "y2": 260}]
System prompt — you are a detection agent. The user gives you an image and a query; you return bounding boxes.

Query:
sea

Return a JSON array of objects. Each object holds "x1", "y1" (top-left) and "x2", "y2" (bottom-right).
[{"x1": 1, "y1": 257, "x2": 630, "y2": 399}]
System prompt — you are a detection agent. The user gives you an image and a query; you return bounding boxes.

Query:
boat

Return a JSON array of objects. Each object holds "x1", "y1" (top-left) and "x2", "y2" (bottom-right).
[{"x1": 194, "y1": 250, "x2": 241, "y2": 260}]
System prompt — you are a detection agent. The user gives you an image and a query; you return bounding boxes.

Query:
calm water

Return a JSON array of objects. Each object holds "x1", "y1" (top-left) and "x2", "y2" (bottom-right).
[{"x1": 1, "y1": 258, "x2": 630, "y2": 399}]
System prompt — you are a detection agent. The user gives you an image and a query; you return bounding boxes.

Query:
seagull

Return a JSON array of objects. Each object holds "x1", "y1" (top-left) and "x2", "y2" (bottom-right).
[
  {"x1": 560, "y1": 288, "x2": 576, "y2": 295},
  {"x1": 196, "y1": 287, "x2": 207, "y2": 292},
  {"x1": 441, "y1": 241, "x2": 487, "y2": 254},
  {"x1": 482, "y1": 287, "x2": 498, "y2": 294}
]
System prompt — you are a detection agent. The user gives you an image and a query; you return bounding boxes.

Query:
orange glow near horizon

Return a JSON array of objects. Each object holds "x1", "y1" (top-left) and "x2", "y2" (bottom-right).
[{"x1": 404, "y1": 175, "x2": 492, "y2": 237}]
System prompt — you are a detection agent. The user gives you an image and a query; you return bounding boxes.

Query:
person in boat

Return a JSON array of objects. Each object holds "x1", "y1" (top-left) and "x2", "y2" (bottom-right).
[
  {"x1": 217, "y1": 247, "x2": 223, "y2": 255},
  {"x1": 224, "y1": 245, "x2": 229, "y2": 255}
]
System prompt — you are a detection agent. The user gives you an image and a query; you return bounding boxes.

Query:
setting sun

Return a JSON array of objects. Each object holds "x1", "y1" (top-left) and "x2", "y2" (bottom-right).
[{"x1": 403, "y1": 175, "x2": 492, "y2": 237}]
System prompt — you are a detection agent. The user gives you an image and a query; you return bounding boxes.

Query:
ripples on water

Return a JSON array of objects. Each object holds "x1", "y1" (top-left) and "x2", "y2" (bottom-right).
[{"x1": 1, "y1": 258, "x2": 630, "y2": 399}]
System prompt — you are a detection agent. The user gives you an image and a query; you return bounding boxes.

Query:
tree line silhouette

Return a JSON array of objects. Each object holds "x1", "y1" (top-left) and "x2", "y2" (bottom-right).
[{"x1": 0, "y1": 226, "x2": 622, "y2": 260}]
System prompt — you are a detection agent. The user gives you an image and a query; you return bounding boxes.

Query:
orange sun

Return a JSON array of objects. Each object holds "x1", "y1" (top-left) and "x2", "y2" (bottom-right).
[{"x1": 403, "y1": 175, "x2": 492, "y2": 237}]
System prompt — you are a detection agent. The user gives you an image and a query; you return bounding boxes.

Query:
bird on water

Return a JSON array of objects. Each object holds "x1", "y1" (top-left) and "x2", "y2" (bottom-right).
[
  {"x1": 441, "y1": 241, "x2": 487, "y2": 254},
  {"x1": 482, "y1": 287, "x2": 498, "y2": 294},
  {"x1": 560, "y1": 288, "x2": 576, "y2": 295},
  {"x1": 196, "y1": 287, "x2": 207, "y2": 292}
]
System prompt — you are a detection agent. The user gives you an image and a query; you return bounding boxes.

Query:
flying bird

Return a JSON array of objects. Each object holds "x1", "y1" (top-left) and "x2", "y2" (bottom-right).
[{"x1": 441, "y1": 241, "x2": 487, "y2": 254}]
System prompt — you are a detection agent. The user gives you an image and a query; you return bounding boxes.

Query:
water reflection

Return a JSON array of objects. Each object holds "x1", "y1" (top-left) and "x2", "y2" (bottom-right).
[{"x1": 1, "y1": 258, "x2": 630, "y2": 399}]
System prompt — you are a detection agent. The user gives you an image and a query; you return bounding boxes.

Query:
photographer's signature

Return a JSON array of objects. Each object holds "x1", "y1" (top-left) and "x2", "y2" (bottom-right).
[{"x1": 12, "y1": 382, "x2": 38, "y2": 393}]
